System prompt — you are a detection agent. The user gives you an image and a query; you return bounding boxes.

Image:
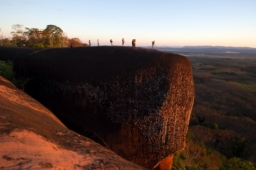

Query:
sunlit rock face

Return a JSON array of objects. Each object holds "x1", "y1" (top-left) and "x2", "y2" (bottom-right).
[
  {"x1": 0, "y1": 46, "x2": 194, "y2": 169},
  {"x1": 0, "y1": 76, "x2": 145, "y2": 170}
]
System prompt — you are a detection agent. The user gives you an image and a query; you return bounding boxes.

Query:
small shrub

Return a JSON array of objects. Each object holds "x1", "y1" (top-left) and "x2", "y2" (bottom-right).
[
  {"x1": 0, "y1": 60, "x2": 17, "y2": 84},
  {"x1": 213, "y1": 123, "x2": 218, "y2": 130},
  {"x1": 229, "y1": 157, "x2": 256, "y2": 170},
  {"x1": 206, "y1": 148, "x2": 213, "y2": 156},
  {"x1": 187, "y1": 131, "x2": 194, "y2": 139},
  {"x1": 219, "y1": 161, "x2": 232, "y2": 170},
  {"x1": 34, "y1": 43, "x2": 45, "y2": 49},
  {"x1": 180, "y1": 152, "x2": 186, "y2": 160},
  {"x1": 232, "y1": 138, "x2": 247, "y2": 157},
  {"x1": 172, "y1": 152, "x2": 185, "y2": 170},
  {"x1": 219, "y1": 157, "x2": 256, "y2": 170},
  {"x1": 17, "y1": 77, "x2": 33, "y2": 91}
]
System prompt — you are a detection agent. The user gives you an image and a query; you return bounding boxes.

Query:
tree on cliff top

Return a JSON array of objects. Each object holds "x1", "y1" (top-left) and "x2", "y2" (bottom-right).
[
  {"x1": 45, "y1": 25, "x2": 63, "y2": 47},
  {"x1": 11, "y1": 24, "x2": 25, "y2": 47},
  {"x1": 69, "y1": 38, "x2": 82, "y2": 47}
]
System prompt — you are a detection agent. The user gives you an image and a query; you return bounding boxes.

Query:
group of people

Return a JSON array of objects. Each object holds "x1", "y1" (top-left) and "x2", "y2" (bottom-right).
[
  {"x1": 109, "y1": 38, "x2": 126, "y2": 46},
  {"x1": 87, "y1": 39, "x2": 155, "y2": 48}
]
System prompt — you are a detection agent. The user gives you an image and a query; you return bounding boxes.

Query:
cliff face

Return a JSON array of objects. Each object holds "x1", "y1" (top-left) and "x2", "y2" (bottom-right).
[
  {"x1": 0, "y1": 46, "x2": 194, "y2": 169},
  {"x1": 0, "y1": 76, "x2": 145, "y2": 169}
]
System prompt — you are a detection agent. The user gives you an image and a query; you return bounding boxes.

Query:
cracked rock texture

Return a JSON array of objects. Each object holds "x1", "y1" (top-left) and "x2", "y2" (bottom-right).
[{"x1": 0, "y1": 46, "x2": 194, "y2": 169}]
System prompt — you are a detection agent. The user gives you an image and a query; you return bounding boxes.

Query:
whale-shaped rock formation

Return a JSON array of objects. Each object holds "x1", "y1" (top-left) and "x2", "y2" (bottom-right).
[
  {"x1": 0, "y1": 46, "x2": 194, "y2": 169},
  {"x1": 0, "y1": 76, "x2": 146, "y2": 169}
]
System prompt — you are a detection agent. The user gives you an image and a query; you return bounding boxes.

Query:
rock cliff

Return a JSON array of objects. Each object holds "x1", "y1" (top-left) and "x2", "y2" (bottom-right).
[{"x1": 0, "y1": 46, "x2": 194, "y2": 169}]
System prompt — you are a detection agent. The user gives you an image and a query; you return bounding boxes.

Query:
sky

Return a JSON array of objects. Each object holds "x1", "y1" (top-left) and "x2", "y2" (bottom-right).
[{"x1": 0, "y1": 0, "x2": 256, "y2": 47}]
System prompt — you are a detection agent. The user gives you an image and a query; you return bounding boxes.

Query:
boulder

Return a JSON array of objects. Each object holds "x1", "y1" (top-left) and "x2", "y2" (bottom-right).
[{"x1": 0, "y1": 46, "x2": 194, "y2": 169}]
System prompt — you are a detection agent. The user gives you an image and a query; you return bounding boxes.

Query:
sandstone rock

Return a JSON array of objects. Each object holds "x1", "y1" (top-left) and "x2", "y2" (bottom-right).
[{"x1": 0, "y1": 76, "x2": 145, "y2": 169}]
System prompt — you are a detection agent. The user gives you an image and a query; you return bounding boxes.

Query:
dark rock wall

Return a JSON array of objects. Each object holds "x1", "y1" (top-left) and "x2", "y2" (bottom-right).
[{"x1": 0, "y1": 47, "x2": 194, "y2": 169}]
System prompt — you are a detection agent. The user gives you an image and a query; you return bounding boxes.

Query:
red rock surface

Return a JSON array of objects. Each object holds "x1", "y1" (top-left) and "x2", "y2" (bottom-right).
[{"x1": 0, "y1": 76, "x2": 145, "y2": 169}]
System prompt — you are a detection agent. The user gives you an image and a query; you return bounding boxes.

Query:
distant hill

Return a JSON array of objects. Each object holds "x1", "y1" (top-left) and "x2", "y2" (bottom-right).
[{"x1": 156, "y1": 46, "x2": 256, "y2": 54}]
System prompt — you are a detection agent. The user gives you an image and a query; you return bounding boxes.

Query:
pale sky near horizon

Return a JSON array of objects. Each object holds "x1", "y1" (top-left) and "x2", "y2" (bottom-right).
[{"x1": 0, "y1": 0, "x2": 255, "y2": 47}]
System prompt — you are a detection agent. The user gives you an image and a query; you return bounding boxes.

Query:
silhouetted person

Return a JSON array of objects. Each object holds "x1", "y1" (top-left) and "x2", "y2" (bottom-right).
[
  {"x1": 132, "y1": 39, "x2": 136, "y2": 47},
  {"x1": 122, "y1": 38, "x2": 125, "y2": 46},
  {"x1": 152, "y1": 41, "x2": 155, "y2": 49},
  {"x1": 97, "y1": 39, "x2": 99, "y2": 46},
  {"x1": 70, "y1": 44, "x2": 73, "y2": 48},
  {"x1": 110, "y1": 39, "x2": 113, "y2": 46},
  {"x1": 89, "y1": 40, "x2": 91, "y2": 47}
]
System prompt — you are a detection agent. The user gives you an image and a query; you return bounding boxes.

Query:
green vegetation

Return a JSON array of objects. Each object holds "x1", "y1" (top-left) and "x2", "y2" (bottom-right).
[
  {"x1": 34, "y1": 43, "x2": 45, "y2": 49},
  {"x1": 172, "y1": 152, "x2": 186, "y2": 170},
  {"x1": 0, "y1": 60, "x2": 17, "y2": 84},
  {"x1": 219, "y1": 158, "x2": 256, "y2": 170},
  {"x1": 233, "y1": 83, "x2": 256, "y2": 92},
  {"x1": 0, "y1": 60, "x2": 31, "y2": 90},
  {"x1": 179, "y1": 54, "x2": 256, "y2": 169},
  {"x1": 172, "y1": 132, "x2": 256, "y2": 170}
]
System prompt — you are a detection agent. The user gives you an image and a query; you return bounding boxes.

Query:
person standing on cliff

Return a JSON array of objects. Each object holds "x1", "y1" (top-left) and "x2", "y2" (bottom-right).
[
  {"x1": 110, "y1": 39, "x2": 113, "y2": 46},
  {"x1": 152, "y1": 41, "x2": 155, "y2": 49},
  {"x1": 122, "y1": 38, "x2": 125, "y2": 46},
  {"x1": 97, "y1": 39, "x2": 99, "y2": 46},
  {"x1": 132, "y1": 39, "x2": 136, "y2": 47},
  {"x1": 89, "y1": 40, "x2": 91, "y2": 47}
]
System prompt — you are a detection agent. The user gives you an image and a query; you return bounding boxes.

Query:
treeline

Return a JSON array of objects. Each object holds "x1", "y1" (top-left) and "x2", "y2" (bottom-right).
[{"x1": 0, "y1": 24, "x2": 86, "y2": 48}]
